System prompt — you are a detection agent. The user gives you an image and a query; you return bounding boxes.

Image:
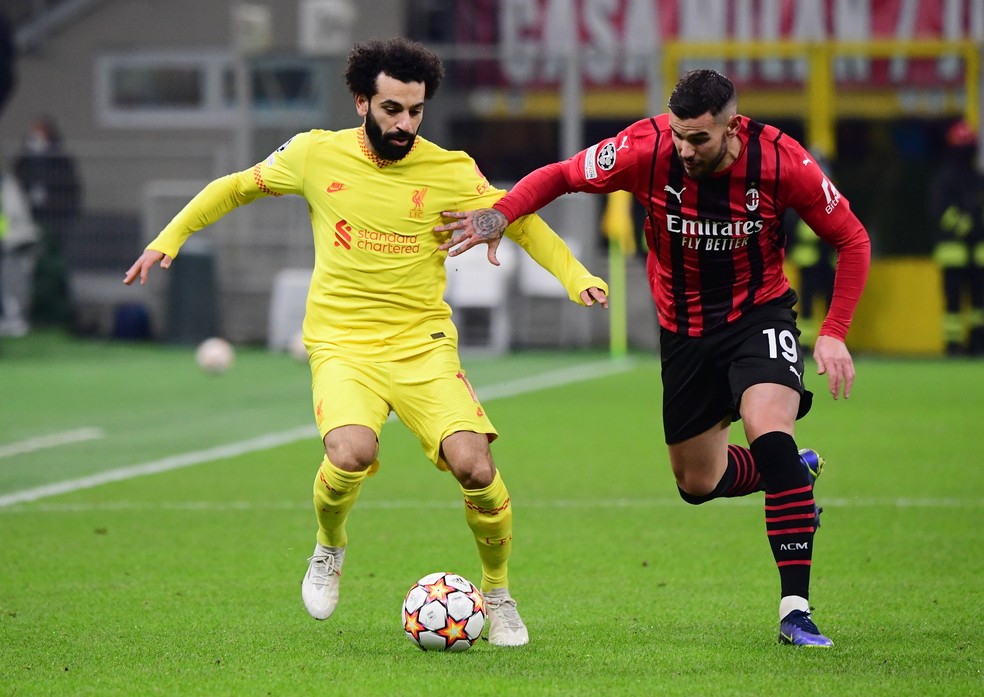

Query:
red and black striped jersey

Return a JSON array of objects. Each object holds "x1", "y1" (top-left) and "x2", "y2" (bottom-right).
[{"x1": 494, "y1": 114, "x2": 869, "y2": 340}]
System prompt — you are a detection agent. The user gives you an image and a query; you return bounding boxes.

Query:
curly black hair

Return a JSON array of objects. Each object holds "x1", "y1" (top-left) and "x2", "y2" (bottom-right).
[
  {"x1": 344, "y1": 37, "x2": 445, "y2": 100},
  {"x1": 667, "y1": 69, "x2": 736, "y2": 120}
]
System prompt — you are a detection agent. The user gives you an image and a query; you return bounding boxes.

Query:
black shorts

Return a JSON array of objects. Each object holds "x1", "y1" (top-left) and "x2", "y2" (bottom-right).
[{"x1": 660, "y1": 290, "x2": 814, "y2": 444}]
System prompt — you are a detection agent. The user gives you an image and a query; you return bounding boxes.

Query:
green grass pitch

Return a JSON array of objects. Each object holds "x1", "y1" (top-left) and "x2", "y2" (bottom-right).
[{"x1": 0, "y1": 332, "x2": 981, "y2": 695}]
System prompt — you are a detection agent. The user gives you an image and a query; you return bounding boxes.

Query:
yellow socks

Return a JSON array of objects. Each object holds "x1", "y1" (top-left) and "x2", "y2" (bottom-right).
[
  {"x1": 313, "y1": 457, "x2": 513, "y2": 591},
  {"x1": 312, "y1": 456, "x2": 370, "y2": 548},
  {"x1": 461, "y1": 470, "x2": 513, "y2": 592}
]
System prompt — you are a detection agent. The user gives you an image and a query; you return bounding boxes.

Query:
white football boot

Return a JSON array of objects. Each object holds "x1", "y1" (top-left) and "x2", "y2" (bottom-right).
[
  {"x1": 485, "y1": 588, "x2": 529, "y2": 646},
  {"x1": 301, "y1": 543, "x2": 345, "y2": 620}
]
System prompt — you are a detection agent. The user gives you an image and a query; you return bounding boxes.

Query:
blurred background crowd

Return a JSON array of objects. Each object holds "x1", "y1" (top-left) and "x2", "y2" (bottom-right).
[{"x1": 0, "y1": 0, "x2": 981, "y2": 357}]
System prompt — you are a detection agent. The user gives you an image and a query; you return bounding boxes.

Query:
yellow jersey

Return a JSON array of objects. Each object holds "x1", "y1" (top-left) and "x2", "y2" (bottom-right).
[{"x1": 147, "y1": 126, "x2": 607, "y2": 359}]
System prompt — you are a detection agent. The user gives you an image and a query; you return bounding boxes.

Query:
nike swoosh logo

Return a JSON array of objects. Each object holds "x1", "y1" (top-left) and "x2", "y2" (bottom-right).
[{"x1": 780, "y1": 631, "x2": 793, "y2": 642}]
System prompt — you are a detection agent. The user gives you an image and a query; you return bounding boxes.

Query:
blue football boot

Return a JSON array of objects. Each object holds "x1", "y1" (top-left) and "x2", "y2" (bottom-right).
[
  {"x1": 779, "y1": 609, "x2": 834, "y2": 647},
  {"x1": 798, "y1": 448, "x2": 825, "y2": 530}
]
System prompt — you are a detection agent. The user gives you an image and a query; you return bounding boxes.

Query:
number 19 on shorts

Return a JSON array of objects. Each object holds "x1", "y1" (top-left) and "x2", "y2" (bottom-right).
[{"x1": 762, "y1": 328, "x2": 798, "y2": 363}]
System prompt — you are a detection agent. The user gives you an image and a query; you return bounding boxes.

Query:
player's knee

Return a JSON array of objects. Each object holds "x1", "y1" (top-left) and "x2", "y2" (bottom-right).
[
  {"x1": 447, "y1": 450, "x2": 496, "y2": 490},
  {"x1": 677, "y1": 485, "x2": 714, "y2": 505},
  {"x1": 452, "y1": 458, "x2": 495, "y2": 490},
  {"x1": 441, "y1": 431, "x2": 495, "y2": 489},
  {"x1": 673, "y1": 469, "x2": 718, "y2": 504},
  {"x1": 325, "y1": 450, "x2": 374, "y2": 472},
  {"x1": 323, "y1": 430, "x2": 377, "y2": 472}
]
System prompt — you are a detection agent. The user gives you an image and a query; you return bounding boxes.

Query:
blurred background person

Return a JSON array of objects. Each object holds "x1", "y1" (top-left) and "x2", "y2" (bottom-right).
[
  {"x1": 13, "y1": 116, "x2": 81, "y2": 328},
  {"x1": 929, "y1": 120, "x2": 984, "y2": 357},
  {"x1": 0, "y1": 167, "x2": 40, "y2": 337},
  {"x1": 0, "y1": 7, "x2": 22, "y2": 336},
  {"x1": 785, "y1": 149, "x2": 837, "y2": 351}
]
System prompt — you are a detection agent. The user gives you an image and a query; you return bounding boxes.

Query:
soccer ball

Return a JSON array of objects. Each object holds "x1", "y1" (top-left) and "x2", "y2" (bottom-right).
[
  {"x1": 195, "y1": 337, "x2": 235, "y2": 374},
  {"x1": 402, "y1": 572, "x2": 487, "y2": 652}
]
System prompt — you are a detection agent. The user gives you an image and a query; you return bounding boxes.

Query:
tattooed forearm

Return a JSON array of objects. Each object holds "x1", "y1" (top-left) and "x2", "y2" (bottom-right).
[{"x1": 473, "y1": 209, "x2": 508, "y2": 241}]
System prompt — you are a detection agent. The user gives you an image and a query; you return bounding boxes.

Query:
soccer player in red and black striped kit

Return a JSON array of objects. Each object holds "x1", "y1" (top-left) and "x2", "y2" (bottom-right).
[{"x1": 436, "y1": 69, "x2": 870, "y2": 647}]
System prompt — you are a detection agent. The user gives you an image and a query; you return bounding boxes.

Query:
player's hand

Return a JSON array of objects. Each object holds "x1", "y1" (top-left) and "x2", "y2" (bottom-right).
[
  {"x1": 813, "y1": 335, "x2": 855, "y2": 400},
  {"x1": 124, "y1": 249, "x2": 171, "y2": 286},
  {"x1": 580, "y1": 287, "x2": 609, "y2": 309},
  {"x1": 435, "y1": 208, "x2": 508, "y2": 266}
]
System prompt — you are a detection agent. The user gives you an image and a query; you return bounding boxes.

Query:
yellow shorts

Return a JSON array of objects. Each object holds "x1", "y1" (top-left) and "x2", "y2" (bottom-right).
[{"x1": 309, "y1": 344, "x2": 497, "y2": 470}]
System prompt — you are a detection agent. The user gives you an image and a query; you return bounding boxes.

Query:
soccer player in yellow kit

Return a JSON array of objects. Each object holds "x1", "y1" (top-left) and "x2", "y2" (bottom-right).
[{"x1": 124, "y1": 38, "x2": 608, "y2": 647}]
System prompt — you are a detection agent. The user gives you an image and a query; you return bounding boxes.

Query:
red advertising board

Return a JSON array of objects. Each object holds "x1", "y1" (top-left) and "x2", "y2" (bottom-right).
[{"x1": 455, "y1": 0, "x2": 980, "y2": 88}]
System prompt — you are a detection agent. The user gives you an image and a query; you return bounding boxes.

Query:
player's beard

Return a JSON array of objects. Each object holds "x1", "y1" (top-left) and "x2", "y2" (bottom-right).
[
  {"x1": 684, "y1": 134, "x2": 729, "y2": 179},
  {"x1": 364, "y1": 110, "x2": 416, "y2": 161}
]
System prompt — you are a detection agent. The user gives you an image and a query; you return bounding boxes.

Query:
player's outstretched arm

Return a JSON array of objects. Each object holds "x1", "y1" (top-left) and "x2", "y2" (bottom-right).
[
  {"x1": 813, "y1": 335, "x2": 855, "y2": 400},
  {"x1": 122, "y1": 163, "x2": 285, "y2": 287},
  {"x1": 123, "y1": 249, "x2": 172, "y2": 286},
  {"x1": 435, "y1": 208, "x2": 509, "y2": 264}
]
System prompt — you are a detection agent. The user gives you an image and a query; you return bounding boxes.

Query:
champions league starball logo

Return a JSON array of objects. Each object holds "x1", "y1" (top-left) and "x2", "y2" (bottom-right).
[{"x1": 596, "y1": 142, "x2": 617, "y2": 170}]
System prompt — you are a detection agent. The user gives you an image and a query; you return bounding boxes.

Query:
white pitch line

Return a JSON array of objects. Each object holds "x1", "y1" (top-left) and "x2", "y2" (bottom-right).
[
  {"x1": 474, "y1": 358, "x2": 634, "y2": 401},
  {"x1": 0, "y1": 359, "x2": 634, "y2": 508},
  {"x1": 0, "y1": 426, "x2": 317, "y2": 509},
  {"x1": 1, "y1": 496, "x2": 980, "y2": 514},
  {"x1": 0, "y1": 427, "x2": 105, "y2": 459}
]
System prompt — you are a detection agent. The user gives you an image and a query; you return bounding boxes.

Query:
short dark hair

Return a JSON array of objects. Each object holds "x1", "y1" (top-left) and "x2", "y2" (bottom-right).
[
  {"x1": 344, "y1": 38, "x2": 444, "y2": 101},
  {"x1": 667, "y1": 69, "x2": 736, "y2": 120}
]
